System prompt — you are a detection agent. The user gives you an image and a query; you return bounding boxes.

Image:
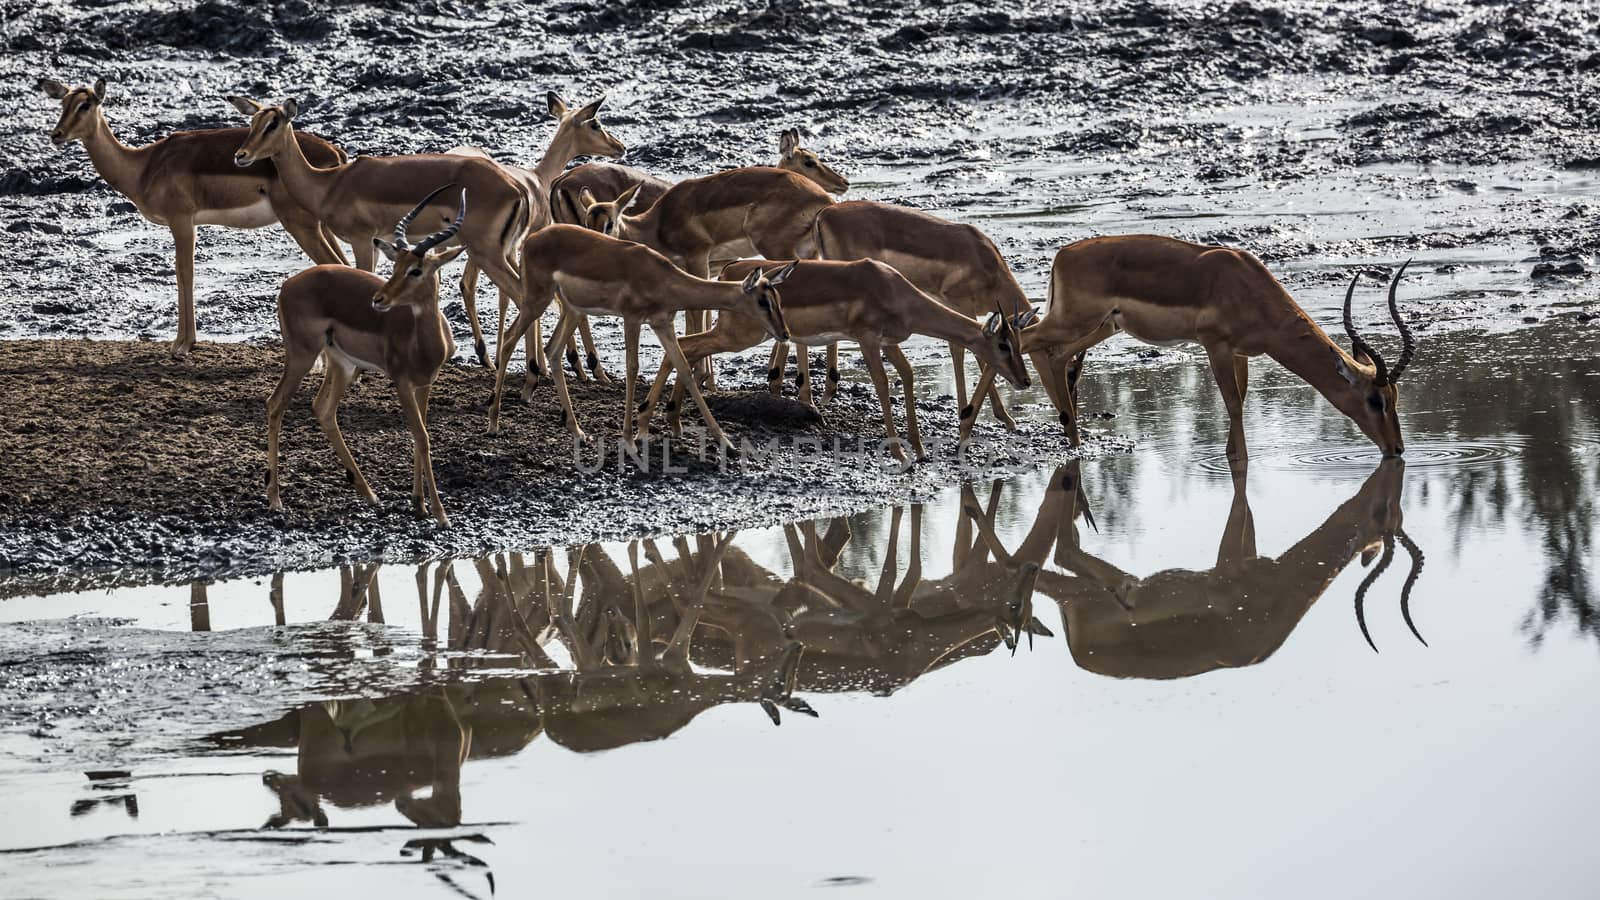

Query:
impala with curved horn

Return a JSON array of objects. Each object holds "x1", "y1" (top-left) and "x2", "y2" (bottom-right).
[
  {"x1": 265, "y1": 186, "x2": 467, "y2": 525},
  {"x1": 972, "y1": 236, "x2": 1419, "y2": 460}
]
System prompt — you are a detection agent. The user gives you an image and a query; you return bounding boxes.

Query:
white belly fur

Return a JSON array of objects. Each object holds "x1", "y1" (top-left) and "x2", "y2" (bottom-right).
[
  {"x1": 196, "y1": 197, "x2": 277, "y2": 229},
  {"x1": 324, "y1": 342, "x2": 385, "y2": 377}
]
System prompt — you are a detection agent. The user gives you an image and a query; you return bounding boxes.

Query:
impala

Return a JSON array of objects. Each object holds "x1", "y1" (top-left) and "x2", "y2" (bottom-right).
[
  {"x1": 807, "y1": 201, "x2": 1032, "y2": 431},
  {"x1": 975, "y1": 238, "x2": 1418, "y2": 459},
  {"x1": 571, "y1": 164, "x2": 833, "y2": 388},
  {"x1": 448, "y1": 93, "x2": 626, "y2": 372},
  {"x1": 487, "y1": 223, "x2": 793, "y2": 455},
  {"x1": 637, "y1": 258, "x2": 1031, "y2": 461},
  {"x1": 1040, "y1": 461, "x2": 1424, "y2": 677},
  {"x1": 38, "y1": 77, "x2": 347, "y2": 355},
  {"x1": 228, "y1": 96, "x2": 527, "y2": 330},
  {"x1": 265, "y1": 186, "x2": 465, "y2": 525}
]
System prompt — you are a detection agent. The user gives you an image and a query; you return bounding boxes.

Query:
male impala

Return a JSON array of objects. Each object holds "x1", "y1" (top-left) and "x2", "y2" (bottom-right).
[
  {"x1": 487, "y1": 223, "x2": 793, "y2": 455},
  {"x1": 808, "y1": 201, "x2": 1031, "y2": 429},
  {"x1": 1042, "y1": 461, "x2": 1425, "y2": 676},
  {"x1": 637, "y1": 258, "x2": 1031, "y2": 461},
  {"x1": 975, "y1": 236, "x2": 1418, "y2": 460},
  {"x1": 449, "y1": 93, "x2": 626, "y2": 371},
  {"x1": 265, "y1": 186, "x2": 465, "y2": 525},
  {"x1": 38, "y1": 77, "x2": 347, "y2": 355},
  {"x1": 229, "y1": 96, "x2": 527, "y2": 321}
]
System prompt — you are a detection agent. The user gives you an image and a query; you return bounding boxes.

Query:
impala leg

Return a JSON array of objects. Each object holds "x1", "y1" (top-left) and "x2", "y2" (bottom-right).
[
  {"x1": 1031, "y1": 351, "x2": 1079, "y2": 446},
  {"x1": 546, "y1": 311, "x2": 589, "y2": 444},
  {"x1": 1234, "y1": 354, "x2": 1250, "y2": 401},
  {"x1": 797, "y1": 345, "x2": 814, "y2": 407},
  {"x1": 654, "y1": 321, "x2": 733, "y2": 454},
  {"x1": 565, "y1": 309, "x2": 590, "y2": 384},
  {"x1": 280, "y1": 209, "x2": 344, "y2": 266},
  {"x1": 489, "y1": 304, "x2": 536, "y2": 435},
  {"x1": 397, "y1": 377, "x2": 448, "y2": 526},
  {"x1": 885, "y1": 344, "x2": 926, "y2": 460},
  {"x1": 458, "y1": 261, "x2": 489, "y2": 367},
  {"x1": 1205, "y1": 343, "x2": 1248, "y2": 462},
  {"x1": 578, "y1": 314, "x2": 612, "y2": 384},
  {"x1": 265, "y1": 348, "x2": 319, "y2": 512},
  {"x1": 948, "y1": 341, "x2": 971, "y2": 422},
  {"x1": 958, "y1": 365, "x2": 999, "y2": 444},
  {"x1": 636, "y1": 357, "x2": 676, "y2": 442},
  {"x1": 820, "y1": 343, "x2": 840, "y2": 406},
  {"x1": 667, "y1": 364, "x2": 690, "y2": 437},
  {"x1": 985, "y1": 372, "x2": 1018, "y2": 432},
  {"x1": 320, "y1": 225, "x2": 351, "y2": 266},
  {"x1": 352, "y1": 235, "x2": 377, "y2": 272},
  {"x1": 767, "y1": 342, "x2": 787, "y2": 396},
  {"x1": 622, "y1": 318, "x2": 640, "y2": 442},
  {"x1": 169, "y1": 218, "x2": 197, "y2": 356},
  {"x1": 860, "y1": 339, "x2": 906, "y2": 463},
  {"x1": 410, "y1": 383, "x2": 432, "y2": 504},
  {"x1": 314, "y1": 361, "x2": 378, "y2": 505}
]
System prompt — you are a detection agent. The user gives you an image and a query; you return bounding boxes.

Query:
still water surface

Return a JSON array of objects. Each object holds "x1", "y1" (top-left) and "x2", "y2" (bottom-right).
[{"x1": 1, "y1": 317, "x2": 1596, "y2": 898}]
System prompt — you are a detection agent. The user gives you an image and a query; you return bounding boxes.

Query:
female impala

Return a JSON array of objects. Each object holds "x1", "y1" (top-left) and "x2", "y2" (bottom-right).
[
  {"x1": 974, "y1": 236, "x2": 1418, "y2": 460},
  {"x1": 638, "y1": 259, "x2": 1031, "y2": 461},
  {"x1": 229, "y1": 96, "x2": 528, "y2": 324},
  {"x1": 448, "y1": 92, "x2": 626, "y2": 372},
  {"x1": 38, "y1": 77, "x2": 347, "y2": 356},
  {"x1": 265, "y1": 186, "x2": 466, "y2": 525},
  {"x1": 487, "y1": 223, "x2": 792, "y2": 455}
]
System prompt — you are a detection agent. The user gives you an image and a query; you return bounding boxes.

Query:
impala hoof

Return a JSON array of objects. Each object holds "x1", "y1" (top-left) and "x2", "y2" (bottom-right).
[{"x1": 474, "y1": 338, "x2": 489, "y2": 367}]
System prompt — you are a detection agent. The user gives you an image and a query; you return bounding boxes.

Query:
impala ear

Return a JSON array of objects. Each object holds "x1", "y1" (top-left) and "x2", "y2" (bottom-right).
[
  {"x1": 982, "y1": 312, "x2": 1002, "y2": 336},
  {"x1": 225, "y1": 95, "x2": 261, "y2": 117},
  {"x1": 372, "y1": 237, "x2": 401, "y2": 262},
  {"x1": 280, "y1": 99, "x2": 299, "y2": 120},
  {"x1": 547, "y1": 91, "x2": 568, "y2": 118},
  {"x1": 765, "y1": 260, "x2": 798, "y2": 286},
  {"x1": 38, "y1": 78, "x2": 69, "y2": 100},
  {"x1": 430, "y1": 245, "x2": 467, "y2": 267},
  {"x1": 740, "y1": 268, "x2": 763, "y2": 294},
  {"x1": 92, "y1": 78, "x2": 106, "y2": 101},
  {"x1": 779, "y1": 128, "x2": 799, "y2": 155},
  {"x1": 1333, "y1": 351, "x2": 1361, "y2": 386},
  {"x1": 616, "y1": 182, "x2": 642, "y2": 215},
  {"x1": 575, "y1": 97, "x2": 604, "y2": 122},
  {"x1": 577, "y1": 187, "x2": 599, "y2": 211},
  {"x1": 1016, "y1": 306, "x2": 1040, "y2": 328}
]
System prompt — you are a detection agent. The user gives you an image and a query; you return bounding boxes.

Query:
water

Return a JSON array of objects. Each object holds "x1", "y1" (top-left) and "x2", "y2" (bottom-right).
[{"x1": 2, "y1": 317, "x2": 1597, "y2": 898}]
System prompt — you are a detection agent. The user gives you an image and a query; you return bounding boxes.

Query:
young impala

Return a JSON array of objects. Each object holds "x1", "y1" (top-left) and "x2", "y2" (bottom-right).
[
  {"x1": 38, "y1": 77, "x2": 348, "y2": 356},
  {"x1": 488, "y1": 221, "x2": 793, "y2": 455},
  {"x1": 637, "y1": 258, "x2": 1031, "y2": 461},
  {"x1": 265, "y1": 186, "x2": 466, "y2": 525},
  {"x1": 972, "y1": 236, "x2": 1419, "y2": 460}
]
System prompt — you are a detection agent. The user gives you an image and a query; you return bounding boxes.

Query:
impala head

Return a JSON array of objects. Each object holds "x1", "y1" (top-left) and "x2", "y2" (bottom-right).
[
  {"x1": 227, "y1": 96, "x2": 299, "y2": 166},
  {"x1": 563, "y1": 183, "x2": 644, "y2": 238},
  {"x1": 370, "y1": 185, "x2": 467, "y2": 312},
  {"x1": 777, "y1": 128, "x2": 849, "y2": 194},
  {"x1": 738, "y1": 261, "x2": 795, "y2": 342},
  {"x1": 38, "y1": 77, "x2": 105, "y2": 145},
  {"x1": 546, "y1": 92, "x2": 626, "y2": 159},
  {"x1": 976, "y1": 304, "x2": 1034, "y2": 388},
  {"x1": 1333, "y1": 261, "x2": 1417, "y2": 458}
]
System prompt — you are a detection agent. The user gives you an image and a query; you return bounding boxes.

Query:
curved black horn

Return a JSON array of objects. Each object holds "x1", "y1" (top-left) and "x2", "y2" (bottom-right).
[
  {"x1": 1386, "y1": 259, "x2": 1417, "y2": 383},
  {"x1": 1353, "y1": 534, "x2": 1396, "y2": 653},
  {"x1": 1343, "y1": 271, "x2": 1389, "y2": 386},
  {"x1": 414, "y1": 188, "x2": 467, "y2": 255},
  {"x1": 1396, "y1": 529, "x2": 1427, "y2": 646},
  {"x1": 394, "y1": 182, "x2": 457, "y2": 249}
]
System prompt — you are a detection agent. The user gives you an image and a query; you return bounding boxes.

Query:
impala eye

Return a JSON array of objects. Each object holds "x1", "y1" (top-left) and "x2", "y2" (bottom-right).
[
  {"x1": 589, "y1": 121, "x2": 600, "y2": 130},
  {"x1": 408, "y1": 267, "x2": 423, "y2": 278},
  {"x1": 264, "y1": 118, "x2": 278, "y2": 133},
  {"x1": 805, "y1": 159, "x2": 817, "y2": 168},
  {"x1": 77, "y1": 101, "x2": 90, "y2": 112},
  {"x1": 758, "y1": 297, "x2": 770, "y2": 310},
  {"x1": 1367, "y1": 393, "x2": 1384, "y2": 410}
]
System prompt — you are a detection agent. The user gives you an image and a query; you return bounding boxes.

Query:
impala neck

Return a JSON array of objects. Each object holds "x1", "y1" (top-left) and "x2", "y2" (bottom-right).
[
  {"x1": 530, "y1": 128, "x2": 578, "y2": 191},
  {"x1": 669, "y1": 277, "x2": 750, "y2": 314},
  {"x1": 80, "y1": 114, "x2": 145, "y2": 202},
  {"x1": 272, "y1": 125, "x2": 340, "y2": 218},
  {"x1": 898, "y1": 287, "x2": 984, "y2": 346},
  {"x1": 1262, "y1": 313, "x2": 1366, "y2": 411}
]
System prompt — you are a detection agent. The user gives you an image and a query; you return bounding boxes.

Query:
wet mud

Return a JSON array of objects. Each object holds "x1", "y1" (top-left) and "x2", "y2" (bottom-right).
[{"x1": 0, "y1": 339, "x2": 1109, "y2": 592}]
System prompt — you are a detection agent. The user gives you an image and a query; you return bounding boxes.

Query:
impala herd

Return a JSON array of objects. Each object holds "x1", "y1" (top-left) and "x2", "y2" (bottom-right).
[{"x1": 37, "y1": 77, "x2": 1422, "y2": 526}]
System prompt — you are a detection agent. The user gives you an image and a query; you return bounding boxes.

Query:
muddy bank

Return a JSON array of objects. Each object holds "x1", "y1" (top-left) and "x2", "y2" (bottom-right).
[{"x1": 0, "y1": 339, "x2": 1115, "y2": 594}]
